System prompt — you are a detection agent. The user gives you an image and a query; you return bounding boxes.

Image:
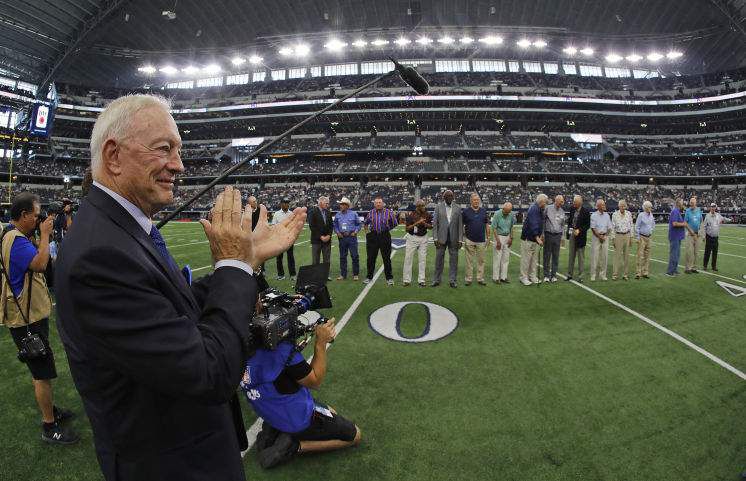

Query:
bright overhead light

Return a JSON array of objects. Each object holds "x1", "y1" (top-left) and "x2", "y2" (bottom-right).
[
  {"x1": 580, "y1": 47, "x2": 594, "y2": 56},
  {"x1": 294, "y1": 43, "x2": 310, "y2": 56},
  {"x1": 533, "y1": 40, "x2": 547, "y2": 48},
  {"x1": 182, "y1": 65, "x2": 199, "y2": 74},
  {"x1": 647, "y1": 52, "x2": 664, "y2": 61},
  {"x1": 460, "y1": 36, "x2": 474, "y2": 44},
  {"x1": 202, "y1": 64, "x2": 221, "y2": 74},
  {"x1": 563, "y1": 46, "x2": 578, "y2": 55},
  {"x1": 138, "y1": 65, "x2": 156, "y2": 74},
  {"x1": 371, "y1": 38, "x2": 389, "y2": 46},
  {"x1": 479, "y1": 35, "x2": 503, "y2": 45},
  {"x1": 159, "y1": 65, "x2": 178, "y2": 75},
  {"x1": 516, "y1": 38, "x2": 532, "y2": 48},
  {"x1": 279, "y1": 47, "x2": 293, "y2": 56},
  {"x1": 666, "y1": 50, "x2": 683, "y2": 60},
  {"x1": 352, "y1": 39, "x2": 367, "y2": 48},
  {"x1": 626, "y1": 54, "x2": 643, "y2": 63},
  {"x1": 437, "y1": 36, "x2": 454, "y2": 45},
  {"x1": 394, "y1": 37, "x2": 411, "y2": 46},
  {"x1": 324, "y1": 39, "x2": 348, "y2": 51},
  {"x1": 415, "y1": 36, "x2": 433, "y2": 45},
  {"x1": 605, "y1": 53, "x2": 622, "y2": 63},
  {"x1": 248, "y1": 55, "x2": 263, "y2": 65},
  {"x1": 231, "y1": 56, "x2": 246, "y2": 66}
]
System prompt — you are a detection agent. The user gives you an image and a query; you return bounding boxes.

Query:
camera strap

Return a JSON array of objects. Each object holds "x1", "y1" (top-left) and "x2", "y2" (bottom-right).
[{"x1": 0, "y1": 228, "x2": 34, "y2": 333}]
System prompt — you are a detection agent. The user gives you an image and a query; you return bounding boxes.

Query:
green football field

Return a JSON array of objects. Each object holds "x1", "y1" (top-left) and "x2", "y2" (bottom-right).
[{"x1": 1, "y1": 221, "x2": 745, "y2": 481}]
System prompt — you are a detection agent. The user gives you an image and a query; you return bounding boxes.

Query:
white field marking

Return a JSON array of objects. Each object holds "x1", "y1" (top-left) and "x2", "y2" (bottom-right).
[
  {"x1": 170, "y1": 240, "x2": 209, "y2": 249},
  {"x1": 509, "y1": 249, "x2": 746, "y2": 382},
  {"x1": 718, "y1": 240, "x2": 746, "y2": 248},
  {"x1": 188, "y1": 240, "x2": 312, "y2": 273},
  {"x1": 648, "y1": 239, "x2": 746, "y2": 260},
  {"x1": 241, "y1": 249, "x2": 400, "y2": 457}
]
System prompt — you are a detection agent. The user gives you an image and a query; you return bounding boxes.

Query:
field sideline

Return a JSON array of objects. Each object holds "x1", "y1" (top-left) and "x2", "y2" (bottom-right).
[{"x1": 0, "y1": 222, "x2": 744, "y2": 481}]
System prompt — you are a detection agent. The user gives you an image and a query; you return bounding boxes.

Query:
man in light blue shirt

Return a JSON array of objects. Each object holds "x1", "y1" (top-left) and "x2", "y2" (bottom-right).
[
  {"x1": 634, "y1": 201, "x2": 655, "y2": 279},
  {"x1": 333, "y1": 197, "x2": 361, "y2": 280},
  {"x1": 683, "y1": 197, "x2": 702, "y2": 274}
]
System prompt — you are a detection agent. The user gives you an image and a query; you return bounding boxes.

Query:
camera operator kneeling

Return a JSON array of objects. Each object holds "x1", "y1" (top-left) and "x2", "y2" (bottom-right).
[{"x1": 241, "y1": 318, "x2": 361, "y2": 469}]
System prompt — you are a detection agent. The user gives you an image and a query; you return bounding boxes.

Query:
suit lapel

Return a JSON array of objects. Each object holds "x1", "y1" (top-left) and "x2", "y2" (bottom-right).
[{"x1": 87, "y1": 186, "x2": 199, "y2": 312}]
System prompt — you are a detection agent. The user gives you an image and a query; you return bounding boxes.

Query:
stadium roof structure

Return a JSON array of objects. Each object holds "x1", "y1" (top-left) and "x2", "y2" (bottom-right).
[{"x1": 2, "y1": 0, "x2": 746, "y2": 90}]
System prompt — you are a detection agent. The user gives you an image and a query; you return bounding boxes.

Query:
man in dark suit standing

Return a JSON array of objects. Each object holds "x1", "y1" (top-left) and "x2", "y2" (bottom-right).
[
  {"x1": 54, "y1": 94, "x2": 306, "y2": 481},
  {"x1": 308, "y1": 195, "x2": 333, "y2": 266},
  {"x1": 566, "y1": 194, "x2": 591, "y2": 282}
]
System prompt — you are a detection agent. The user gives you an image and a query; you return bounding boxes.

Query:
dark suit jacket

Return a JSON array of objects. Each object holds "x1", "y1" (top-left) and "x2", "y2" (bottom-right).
[
  {"x1": 567, "y1": 205, "x2": 592, "y2": 248},
  {"x1": 308, "y1": 206, "x2": 333, "y2": 244},
  {"x1": 54, "y1": 186, "x2": 255, "y2": 481}
]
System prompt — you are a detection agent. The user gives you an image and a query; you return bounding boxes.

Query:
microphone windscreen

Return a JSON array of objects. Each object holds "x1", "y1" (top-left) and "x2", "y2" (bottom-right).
[{"x1": 399, "y1": 66, "x2": 430, "y2": 95}]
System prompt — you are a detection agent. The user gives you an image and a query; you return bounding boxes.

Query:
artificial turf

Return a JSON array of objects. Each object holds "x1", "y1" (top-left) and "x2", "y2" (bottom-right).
[{"x1": 1, "y1": 222, "x2": 744, "y2": 481}]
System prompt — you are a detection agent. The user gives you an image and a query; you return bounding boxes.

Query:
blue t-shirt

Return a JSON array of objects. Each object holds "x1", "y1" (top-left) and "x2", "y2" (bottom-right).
[
  {"x1": 240, "y1": 342, "x2": 314, "y2": 433},
  {"x1": 684, "y1": 207, "x2": 702, "y2": 232},
  {"x1": 668, "y1": 208, "x2": 686, "y2": 242},
  {"x1": 462, "y1": 207, "x2": 489, "y2": 242},
  {"x1": 7, "y1": 228, "x2": 37, "y2": 298}
]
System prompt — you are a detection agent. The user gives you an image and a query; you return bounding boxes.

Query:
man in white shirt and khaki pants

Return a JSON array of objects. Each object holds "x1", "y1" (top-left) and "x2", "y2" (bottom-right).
[{"x1": 611, "y1": 199, "x2": 633, "y2": 280}]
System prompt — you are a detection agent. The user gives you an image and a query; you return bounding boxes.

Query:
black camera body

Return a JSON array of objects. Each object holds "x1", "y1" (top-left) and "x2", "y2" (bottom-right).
[
  {"x1": 248, "y1": 264, "x2": 332, "y2": 352},
  {"x1": 39, "y1": 199, "x2": 77, "y2": 222},
  {"x1": 17, "y1": 331, "x2": 47, "y2": 362}
]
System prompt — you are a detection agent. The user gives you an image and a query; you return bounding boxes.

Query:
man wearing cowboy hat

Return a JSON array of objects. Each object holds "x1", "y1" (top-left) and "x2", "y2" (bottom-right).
[{"x1": 333, "y1": 197, "x2": 361, "y2": 281}]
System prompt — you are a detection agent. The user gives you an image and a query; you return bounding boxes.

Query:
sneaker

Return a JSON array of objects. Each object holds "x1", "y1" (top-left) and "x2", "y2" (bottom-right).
[
  {"x1": 543, "y1": 277, "x2": 550, "y2": 283},
  {"x1": 255, "y1": 423, "x2": 281, "y2": 452},
  {"x1": 643, "y1": 274, "x2": 650, "y2": 279},
  {"x1": 418, "y1": 282, "x2": 426, "y2": 287},
  {"x1": 712, "y1": 268, "x2": 718, "y2": 272},
  {"x1": 478, "y1": 280, "x2": 487, "y2": 286},
  {"x1": 600, "y1": 276, "x2": 608, "y2": 281},
  {"x1": 576, "y1": 278, "x2": 583, "y2": 283},
  {"x1": 327, "y1": 277, "x2": 332, "y2": 281},
  {"x1": 403, "y1": 281, "x2": 411, "y2": 287},
  {"x1": 42, "y1": 422, "x2": 79, "y2": 445},
  {"x1": 289, "y1": 276, "x2": 296, "y2": 282},
  {"x1": 449, "y1": 281, "x2": 458, "y2": 288},
  {"x1": 551, "y1": 277, "x2": 558, "y2": 283},
  {"x1": 565, "y1": 276, "x2": 573, "y2": 282},
  {"x1": 387, "y1": 279, "x2": 394, "y2": 286},
  {"x1": 336, "y1": 276, "x2": 345, "y2": 281},
  {"x1": 590, "y1": 276, "x2": 596, "y2": 281},
  {"x1": 532, "y1": 278, "x2": 541, "y2": 285},
  {"x1": 353, "y1": 275, "x2": 359, "y2": 281},
  {"x1": 521, "y1": 279, "x2": 532, "y2": 286},
  {"x1": 257, "y1": 432, "x2": 299, "y2": 469},
  {"x1": 465, "y1": 281, "x2": 472, "y2": 286},
  {"x1": 431, "y1": 281, "x2": 440, "y2": 287},
  {"x1": 501, "y1": 279, "x2": 509, "y2": 284},
  {"x1": 276, "y1": 275, "x2": 285, "y2": 281},
  {"x1": 691, "y1": 269, "x2": 699, "y2": 274},
  {"x1": 611, "y1": 275, "x2": 617, "y2": 281},
  {"x1": 493, "y1": 279, "x2": 500, "y2": 284},
  {"x1": 53, "y1": 406, "x2": 74, "y2": 424},
  {"x1": 665, "y1": 272, "x2": 677, "y2": 277},
  {"x1": 635, "y1": 274, "x2": 641, "y2": 280},
  {"x1": 363, "y1": 278, "x2": 371, "y2": 284}
]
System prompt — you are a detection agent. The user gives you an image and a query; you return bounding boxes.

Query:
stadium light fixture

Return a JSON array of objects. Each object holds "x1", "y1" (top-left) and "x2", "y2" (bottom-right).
[
  {"x1": 231, "y1": 56, "x2": 246, "y2": 66},
  {"x1": 647, "y1": 52, "x2": 664, "y2": 62},
  {"x1": 295, "y1": 43, "x2": 311, "y2": 56},
  {"x1": 352, "y1": 39, "x2": 367, "y2": 48},
  {"x1": 479, "y1": 35, "x2": 503, "y2": 45},
  {"x1": 159, "y1": 65, "x2": 178, "y2": 75},
  {"x1": 666, "y1": 50, "x2": 683, "y2": 60},
  {"x1": 202, "y1": 64, "x2": 221, "y2": 74},
  {"x1": 248, "y1": 55, "x2": 263, "y2": 65},
  {"x1": 182, "y1": 65, "x2": 199, "y2": 74},
  {"x1": 279, "y1": 47, "x2": 294, "y2": 56},
  {"x1": 415, "y1": 36, "x2": 433, "y2": 45},
  {"x1": 371, "y1": 38, "x2": 389, "y2": 46},
  {"x1": 533, "y1": 40, "x2": 547, "y2": 48},
  {"x1": 394, "y1": 37, "x2": 411, "y2": 46},
  {"x1": 324, "y1": 39, "x2": 348, "y2": 52},
  {"x1": 138, "y1": 65, "x2": 156, "y2": 74},
  {"x1": 438, "y1": 36, "x2": 455, "y2": 45},
  {"x1": 605, "y1": 53, "x2": 622, "y2": 63},
  {"x1": 580, "y1": 47, "x2": 594, "y2": 56},
  {"x1": 563, "y1": 46, "x2": 577, "y2": 55},
  {"x1": 516, "y1": 38, "x2": 532, "y2": 48},
  {"x1": 626, "y1": 53, "x2": 642, "y2": 63}
]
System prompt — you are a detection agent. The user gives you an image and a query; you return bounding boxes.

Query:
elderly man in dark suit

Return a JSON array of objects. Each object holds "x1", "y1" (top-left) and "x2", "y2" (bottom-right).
[
  {"x1": 308, "y1": 195, "x2": 333, "y2": 267},
  {"x1": 432, "y1": 190, "x2": 463, "y2": 288},
  {"x1": 566, "y1": 194, "x2": 591, "y2": 282},
  {"x1": 54, "y1": 94, "x2": 306, "y2": 481}
]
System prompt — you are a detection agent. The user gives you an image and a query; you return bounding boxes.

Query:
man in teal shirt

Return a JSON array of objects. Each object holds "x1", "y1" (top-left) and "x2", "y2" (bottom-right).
[
  {"x1": 491, "y1": 202, "x2": 515, "y2": 283},
  {"x1": 683, "y1": 197, "x2": 702, "y2": 274}
]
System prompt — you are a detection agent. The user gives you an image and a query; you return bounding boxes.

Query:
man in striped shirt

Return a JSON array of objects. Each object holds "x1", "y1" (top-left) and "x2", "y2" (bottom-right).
[{"x1": 363, "y1": 196, "x2": 398, "y2": 285}]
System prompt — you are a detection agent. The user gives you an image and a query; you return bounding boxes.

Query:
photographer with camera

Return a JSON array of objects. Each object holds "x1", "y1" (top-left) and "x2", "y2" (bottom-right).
[
  {"x1": 242, "y1": 315, "x2": 362, "y2": 469},
  {"x1": 0, "y1": 192, "x2": 79, "y2": 444},
  {"x1": 52, "y1": 199, "x2": 75, "y2": 244}
]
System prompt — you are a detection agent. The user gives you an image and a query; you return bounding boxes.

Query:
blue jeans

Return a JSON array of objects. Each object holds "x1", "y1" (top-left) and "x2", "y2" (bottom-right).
[
  {"x1": 667, "y1": 239, "x2": 681, "y2": 274},
  {"x1": 338, "y1": 235, "x2": 359, "y2": 278}
]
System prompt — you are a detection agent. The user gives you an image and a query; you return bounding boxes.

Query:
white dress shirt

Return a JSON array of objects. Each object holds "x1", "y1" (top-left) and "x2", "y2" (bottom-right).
[{"x1": 93, "y1": 181, "x2": 253, "y2": 275}]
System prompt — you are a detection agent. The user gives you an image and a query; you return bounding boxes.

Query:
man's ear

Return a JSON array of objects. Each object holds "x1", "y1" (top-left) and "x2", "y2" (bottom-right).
[{"x1": 102, "y1": 138, "x2": 122, "y2": 175}]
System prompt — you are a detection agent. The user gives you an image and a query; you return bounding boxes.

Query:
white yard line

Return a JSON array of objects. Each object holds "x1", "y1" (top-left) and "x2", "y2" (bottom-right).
[
  {"x1": 509, "y1": 249, "x2": 746, "y2": 382},
  {"x1": 241, "y1": 250, "x2": 399, "y2": 457}
]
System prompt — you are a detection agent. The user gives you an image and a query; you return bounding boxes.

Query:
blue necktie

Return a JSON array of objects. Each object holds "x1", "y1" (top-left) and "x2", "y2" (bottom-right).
[{"x1": 149, "y1": 226, "x2": 179, "y2": 273}]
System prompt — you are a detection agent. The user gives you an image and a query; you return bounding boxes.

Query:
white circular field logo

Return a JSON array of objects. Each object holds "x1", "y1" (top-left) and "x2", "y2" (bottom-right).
[{"x1": 368, "y1": 302, "x2": 458, "y2": 343}]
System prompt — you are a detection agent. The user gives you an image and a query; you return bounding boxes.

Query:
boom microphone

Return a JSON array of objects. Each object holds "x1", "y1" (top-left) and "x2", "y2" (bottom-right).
[{"x1": 390, "y1": 57, "x2": 430, "y2": 95}]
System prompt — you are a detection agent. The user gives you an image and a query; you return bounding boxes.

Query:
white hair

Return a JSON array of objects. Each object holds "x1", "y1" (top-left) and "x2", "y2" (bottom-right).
[
  {"x1": 643, "y1": 201, "x2": 652, "y2": 210},
  {"x1": 536, "y1": 193, "x2": 548, "y2": 203},
  {"x1": 618, "y1": 199, "x2": 627, "y2": 208},
  {"x1": 318, "y1": 196, "x2": 329, "y2": 203},
  {"x1": 90, "y1": 94, "x2": 172, "y2": 179}
]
